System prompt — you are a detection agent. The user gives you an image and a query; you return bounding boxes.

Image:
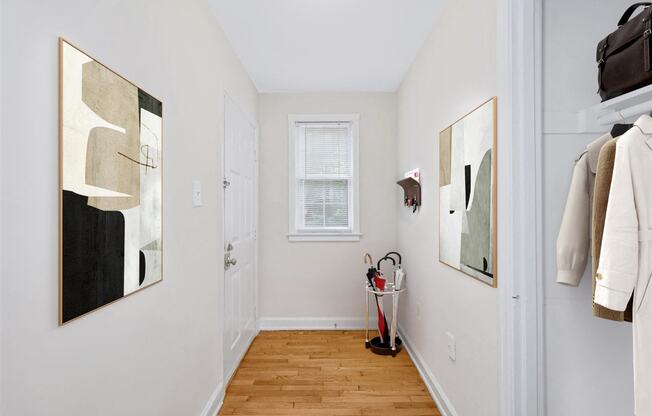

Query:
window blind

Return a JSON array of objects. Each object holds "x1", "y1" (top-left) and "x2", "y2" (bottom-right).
[{"x1": 296, "y1": 123, "x2": 352, "y2": 230}]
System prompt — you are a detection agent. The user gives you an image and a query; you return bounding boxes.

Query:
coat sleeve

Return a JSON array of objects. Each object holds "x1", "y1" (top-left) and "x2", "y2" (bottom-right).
[
  {"x1": 594, "y1": 141, "x2": 639, "y2": 312},
  {"x1": 556, "y1": 154, "x2": 591, "y2": 286}
]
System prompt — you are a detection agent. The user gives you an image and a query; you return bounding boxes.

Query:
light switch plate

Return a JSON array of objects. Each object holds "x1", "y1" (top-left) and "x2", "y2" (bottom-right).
[
  {"x1": 192, "y1": 180, "x2": 202, "y2": 207},
  {"x1": 446, "y1": 332, "x2": 456, "y2": 361}
]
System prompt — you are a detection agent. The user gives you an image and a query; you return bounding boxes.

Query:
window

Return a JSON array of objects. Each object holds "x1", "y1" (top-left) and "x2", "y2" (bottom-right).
[{"x1": 288, "y1": 114, "x2": 360, "y2": 242}]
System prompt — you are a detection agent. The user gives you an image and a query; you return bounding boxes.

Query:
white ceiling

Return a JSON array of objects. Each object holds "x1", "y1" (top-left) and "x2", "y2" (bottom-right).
[{"x1": 208, "y1": 0, "x2": 445, "y2": 92}]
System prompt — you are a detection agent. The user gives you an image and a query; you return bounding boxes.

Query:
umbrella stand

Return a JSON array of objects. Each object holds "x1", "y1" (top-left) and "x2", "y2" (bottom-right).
[
  {"x1": 363, "y1": 251, "x2": 405, "y2": 356},
  {"x1": 365, "y1": 283, "x2": 406, "y2": 357}
]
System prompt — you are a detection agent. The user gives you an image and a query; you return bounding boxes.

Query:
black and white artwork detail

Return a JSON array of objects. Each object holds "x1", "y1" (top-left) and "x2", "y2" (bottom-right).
[
  {"x1": 438, "y1": 98, "x2": 496, "y2": 287},
  {"x1": 60, "y1": 40, "x2": 163, "y2": 323}
]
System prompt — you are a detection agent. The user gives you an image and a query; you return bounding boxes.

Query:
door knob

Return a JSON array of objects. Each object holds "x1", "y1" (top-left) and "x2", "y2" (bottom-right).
[{"x1": 224, "y1": 252, "x2": 237, "y2": 270}]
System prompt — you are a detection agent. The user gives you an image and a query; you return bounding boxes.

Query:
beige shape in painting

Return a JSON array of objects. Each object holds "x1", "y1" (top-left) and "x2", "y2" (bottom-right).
[
  {"x1": 81, "y1": 60, "x2": 139, "y2": 128},
  {"x1": 81, "y1": 59, "x2": 140, "y2": 211},
  {"x1": 439, "y1": 127, "x2": 452, "y2": 186},
  {"x1": 61, "y1": 41, "x2": 132, "y2": 199},
  {"x1": 86, "y1": 127, "x2": 140, "y2": 211}
]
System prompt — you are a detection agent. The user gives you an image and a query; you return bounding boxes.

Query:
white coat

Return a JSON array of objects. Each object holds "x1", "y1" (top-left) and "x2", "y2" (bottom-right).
[
  {"x1": 556, "y1": 133, "x2": 611, "y2": 285},
  {"x1": 595, "y1": 115, "x2": 652, "y2": 415}
]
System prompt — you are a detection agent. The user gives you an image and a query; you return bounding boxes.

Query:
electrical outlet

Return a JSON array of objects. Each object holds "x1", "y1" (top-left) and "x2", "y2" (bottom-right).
[
  {"x1": 446, "y1": 332, "x2": 456, "y2": 361},
  {"x1": 416, "y1": 301, "x2": 421, "y2": 320}
]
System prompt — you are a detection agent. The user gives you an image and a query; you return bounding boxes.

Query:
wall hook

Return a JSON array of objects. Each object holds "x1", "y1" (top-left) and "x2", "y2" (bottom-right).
[{"x1": 397, "y1": 176, "x2": 421, "y2": 213}]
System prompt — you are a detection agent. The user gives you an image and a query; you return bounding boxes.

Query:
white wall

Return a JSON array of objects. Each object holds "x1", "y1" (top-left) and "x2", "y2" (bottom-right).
[
  {"x1": 0, "y1": 1, "x2": 257, "y2": 415},
  {"x1": 257, "y1": 93, "x2": 397, "y2": 327},
  {"x1": 395, "y1": 0, "x2": 500, "y2": 415},
  {"x1": 542, "y1": 1, "x2": 635, "y2": 415}
]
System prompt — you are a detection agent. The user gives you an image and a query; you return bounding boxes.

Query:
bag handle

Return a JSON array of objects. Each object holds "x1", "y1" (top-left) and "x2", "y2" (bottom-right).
[{"x1": 618, "y1": 2, "x2": 652, "y2": 26}]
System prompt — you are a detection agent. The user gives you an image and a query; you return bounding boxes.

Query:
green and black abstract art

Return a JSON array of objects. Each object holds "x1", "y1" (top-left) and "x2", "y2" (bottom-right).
[{"x1": 439, "y1": 98, "x2": 497, "y2": 287}]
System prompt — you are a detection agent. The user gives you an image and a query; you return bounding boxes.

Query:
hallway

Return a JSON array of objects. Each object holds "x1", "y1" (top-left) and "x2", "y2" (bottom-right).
[
  {"x1": 220, "y1": 331, "x2": 439, "y2": 416},
  {"x1": 3, "y1": 0, "x2": 636, "y2": 414}
]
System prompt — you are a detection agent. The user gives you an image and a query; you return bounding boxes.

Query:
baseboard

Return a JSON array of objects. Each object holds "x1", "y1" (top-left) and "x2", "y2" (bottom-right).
[
  {"x1": 200, "y1": 381, "x2": 224, "y2": 416},
  {"x1": 259, "y1": 317, "x2": 376, "y2": 331},
  {"x1": 399, "y1": 329, "x2": 458, "y2": 416}
]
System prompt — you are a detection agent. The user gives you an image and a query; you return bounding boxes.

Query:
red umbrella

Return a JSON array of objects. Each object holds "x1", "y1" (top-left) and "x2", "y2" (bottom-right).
[
  {"x1": 364, "y1": 254, "x2": 389, "y2": 344},
  {"x1": 373, "y1": 271, "x2": 389, "y2": 343}
]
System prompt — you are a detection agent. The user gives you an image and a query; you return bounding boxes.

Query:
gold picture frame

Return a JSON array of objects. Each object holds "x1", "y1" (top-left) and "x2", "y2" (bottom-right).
[
  {"x1": 438, "y1": 97, "x2": 497, "y2": 287},
  {"x1": 58, "y1": 38, "x2": 164, "y2": 324}
]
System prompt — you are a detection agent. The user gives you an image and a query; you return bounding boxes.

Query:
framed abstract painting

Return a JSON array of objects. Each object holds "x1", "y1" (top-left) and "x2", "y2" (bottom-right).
[
  {"x1": 59, "y1": 39, "x2": 163, "y2": 324},
  {"x1": 438, "y1": 97, "x2": 497, "y2": 287}
]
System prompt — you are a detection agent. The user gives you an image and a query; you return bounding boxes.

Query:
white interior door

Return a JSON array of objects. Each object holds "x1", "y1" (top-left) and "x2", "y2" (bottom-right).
[{"x1": 223, "y1": 94, "x2": 257, "y2": 382}]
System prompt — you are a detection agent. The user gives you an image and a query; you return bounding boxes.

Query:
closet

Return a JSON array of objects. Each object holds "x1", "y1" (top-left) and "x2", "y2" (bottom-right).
[{"x1": 543, "y1": 1, "x2": 642, "y2": 415}]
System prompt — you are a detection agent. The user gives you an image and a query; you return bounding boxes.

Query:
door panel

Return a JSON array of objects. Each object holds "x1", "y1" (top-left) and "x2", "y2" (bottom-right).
[{"x1": 224, "y1": 94, "x2": 257, "y2": 381}]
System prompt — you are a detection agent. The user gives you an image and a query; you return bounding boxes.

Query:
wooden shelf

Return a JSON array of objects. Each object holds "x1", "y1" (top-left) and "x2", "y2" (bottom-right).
[{"x1": 396, "y1": 177, "x2": 421, "y2": 211}]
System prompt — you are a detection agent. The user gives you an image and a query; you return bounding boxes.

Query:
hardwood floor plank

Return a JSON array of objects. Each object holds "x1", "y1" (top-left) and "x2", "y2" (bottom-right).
[{"x1": 218, "y1": 331, "x2": 439, "y2": 416}]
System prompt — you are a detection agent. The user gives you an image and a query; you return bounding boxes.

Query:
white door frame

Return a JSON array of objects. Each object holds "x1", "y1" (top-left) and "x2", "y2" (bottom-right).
[
  {"x1": 221, "y1": 90, "x2": 259, "y2": 384},
  {"x1": 497, "y1": 0, "x2": 544, "y2": 415}
]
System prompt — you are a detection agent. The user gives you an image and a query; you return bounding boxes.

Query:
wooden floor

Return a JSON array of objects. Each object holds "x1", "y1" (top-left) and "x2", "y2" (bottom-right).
[{"x1": 219, "y1": 330, "x2": 440, "y2": 416}]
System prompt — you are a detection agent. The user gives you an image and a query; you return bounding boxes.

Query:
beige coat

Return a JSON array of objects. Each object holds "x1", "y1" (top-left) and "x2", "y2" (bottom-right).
[
  {"x1": 556, "y1": 133, "x2": 611, "y2": 286},
  {"x1": 592, "y1": 138, "x2": 633, "y2": 322},
  {"x1": 595, "y1": 115, "x2": 652, "y2": 415}
]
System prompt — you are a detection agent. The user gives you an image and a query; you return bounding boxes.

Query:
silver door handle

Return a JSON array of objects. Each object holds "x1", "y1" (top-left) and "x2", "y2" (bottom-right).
[{"x1": 224, "y1": 252, "x2": 237, "y2": 270}]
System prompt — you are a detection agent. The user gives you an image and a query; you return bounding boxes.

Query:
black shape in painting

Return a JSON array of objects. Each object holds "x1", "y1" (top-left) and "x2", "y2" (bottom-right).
[
  {"x1": 139, "y1": 250, "x2": 146, "y2": 286},
  {"x1": 464, "y1": 164, "x2": 471, "y2": 209},
  {"x1": 62, "y1": 190, "x2": 125, "y2": 323},
  {"x1": 138, "y1": 89, "x2": 162, "y2": 117},
  {"x1": 464, "y1": 264, "x2": 494, "y2": 278}
]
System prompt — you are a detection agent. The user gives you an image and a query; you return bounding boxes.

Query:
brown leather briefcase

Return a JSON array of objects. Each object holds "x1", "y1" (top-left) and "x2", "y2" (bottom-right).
[{"x1": 597, "y1": 2, "x2": 652, "y2": 101}]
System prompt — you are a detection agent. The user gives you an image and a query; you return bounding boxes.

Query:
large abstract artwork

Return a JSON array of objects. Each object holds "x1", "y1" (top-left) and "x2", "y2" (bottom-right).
[
  {"x1": 59, "y1": 39, "x2": 162, "y2": 324},
  {"x1": 439, "y1": 98, "x2": 497, "y2": 287}
]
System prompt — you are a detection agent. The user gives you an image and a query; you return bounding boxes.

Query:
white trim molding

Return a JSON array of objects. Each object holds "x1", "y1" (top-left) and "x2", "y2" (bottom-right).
[
  {"x1": 287, "y1": 113, "x2": 361, "y2": 242},
  {"x1": 200, "y1": 382, "x2": 224, "y2": 416},
  {"x1": 496, "y1": 0, "x2": 544, "y2": 415},
  {"x1": 287, "y1": 232, "x2": 362, "y2": 242},
  {"x1": 259, "y1": 317, "x2": 373, "y2": 331},
  {"x1": 399, "y1": 329, "x2": 457, "y2": 416}
]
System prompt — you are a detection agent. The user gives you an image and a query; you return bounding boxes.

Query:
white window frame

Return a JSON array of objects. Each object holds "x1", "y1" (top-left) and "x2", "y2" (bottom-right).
[{"x1": 288, "y1": 114, "x2": 361, "y2": 242}]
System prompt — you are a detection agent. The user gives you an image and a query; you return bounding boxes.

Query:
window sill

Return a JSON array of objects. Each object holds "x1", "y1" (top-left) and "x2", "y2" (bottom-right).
[{"x1": 288, "y1": 232, "x2": 362, "y2": 242}]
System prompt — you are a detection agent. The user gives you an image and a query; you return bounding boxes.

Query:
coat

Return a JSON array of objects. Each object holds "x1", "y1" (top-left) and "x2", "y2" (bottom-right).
[
  {"x1": 592, "y1": 138, "x2": 633, "y2": 322},
  {"x1": 556, "y1": 133, "x2": 611, "y2": 286},
  {"x1": 595, "y1": 115, "x2": 652, "y2": 415}
]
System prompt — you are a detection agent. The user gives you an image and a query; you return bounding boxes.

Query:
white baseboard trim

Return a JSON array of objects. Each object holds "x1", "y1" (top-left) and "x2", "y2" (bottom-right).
[
  {"x1": 259, "y1": 317, "x2": 376, "y2": 331},
  {"x1": 200, "y1": 382, "x2": 224, "y2": 416},
  {"x1": 399, "y1": 329, "x2": 458, "y2": 416}
]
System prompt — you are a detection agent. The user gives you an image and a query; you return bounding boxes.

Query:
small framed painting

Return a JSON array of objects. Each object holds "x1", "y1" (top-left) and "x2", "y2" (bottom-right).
[
  {"x1": 59, "y1": 39, "x2": 163, "y2": 324},
  {"x1": 438, "y1": 97, "x2": 497, "y2": 287}
]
